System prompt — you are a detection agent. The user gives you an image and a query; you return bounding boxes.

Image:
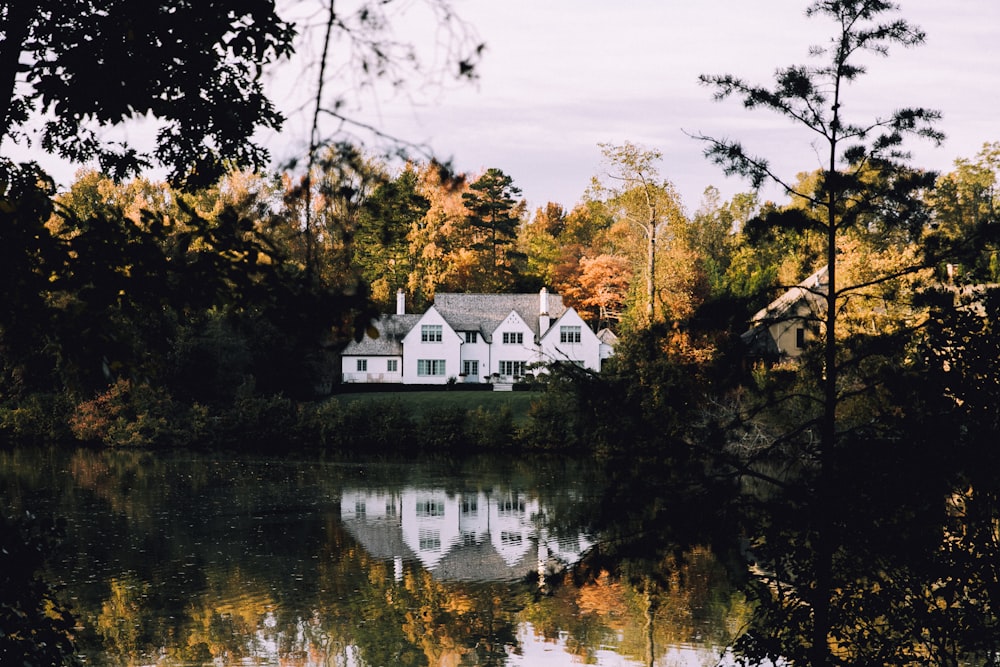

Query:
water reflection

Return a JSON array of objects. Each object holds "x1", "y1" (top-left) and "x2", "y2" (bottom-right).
[
  {"x1": 342, "y1": 486, "x2": 591, "y2": 584},
  {"x1": 0, "y1": 447, "x2": 747, "y2": 666}
]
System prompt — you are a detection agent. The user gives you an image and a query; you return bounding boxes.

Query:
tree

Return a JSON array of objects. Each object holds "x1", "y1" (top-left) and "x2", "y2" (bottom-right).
[
  {"x1": 1, "y1": 0, "x2": 294, "y2": 186},
  {"x1": 697, "y1": 2, "x2": 949, "y2": 665},
  {"x1": 353, "y1": 167, "x2": 431, "y2": 308},
  {"x1": 575, "y1": 255, "x2": 633, "y2": 330},
  {"x1": 927, "y1": 142, "x2": 1000, "y2": 282},
  {"x1": 594, "y1": 142, "x2": 688, "y2": 323},
  {"x1": 462, "y1": 167, "x2": 525, "y2": 290}
]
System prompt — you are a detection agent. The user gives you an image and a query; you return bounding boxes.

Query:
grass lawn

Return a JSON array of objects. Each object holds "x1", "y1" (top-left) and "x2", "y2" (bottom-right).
[{"x1": 331, "y1": 390, "x2": 539, "y2": 424}]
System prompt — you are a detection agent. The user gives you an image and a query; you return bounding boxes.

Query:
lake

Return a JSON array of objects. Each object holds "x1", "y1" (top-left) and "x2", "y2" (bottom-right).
[{"x1": 1, "y1": 446, "x2": 748, "y2": 666}]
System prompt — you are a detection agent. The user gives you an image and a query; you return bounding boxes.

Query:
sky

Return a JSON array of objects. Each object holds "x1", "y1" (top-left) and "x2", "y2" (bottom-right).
[
  {"x1": 264, "y1": 0, "x2": 1000, "y2": 215},
  {"x1": 12, "y1": 1, "x2": 1000, "y2": 218}
]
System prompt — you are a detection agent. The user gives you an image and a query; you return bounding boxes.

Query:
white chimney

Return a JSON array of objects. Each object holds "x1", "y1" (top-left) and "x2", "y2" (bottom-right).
[
  {"x1": 539, "y1": 287, "x2": 550, "y2": 333},
  {"x1": 396, "y1": 289, "x2": 406, "y2": 315}
]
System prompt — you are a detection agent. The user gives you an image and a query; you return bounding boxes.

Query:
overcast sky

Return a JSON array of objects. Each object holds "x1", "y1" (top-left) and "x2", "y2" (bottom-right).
[
  {"x1": 267, "y1": 0, "x2": 1000, "y2": 215},
  {"x1": 12, "y1": 1, "x2": 999, "y2": 219}
]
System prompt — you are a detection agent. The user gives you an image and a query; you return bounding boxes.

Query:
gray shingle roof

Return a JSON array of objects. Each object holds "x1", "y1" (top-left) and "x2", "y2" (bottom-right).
[
  {"x1": 342, "y1": 313, "x2": 422, "y2": 356},
  {"x1": 433, "y1": 292, "x2": 566, "y2": 340}
]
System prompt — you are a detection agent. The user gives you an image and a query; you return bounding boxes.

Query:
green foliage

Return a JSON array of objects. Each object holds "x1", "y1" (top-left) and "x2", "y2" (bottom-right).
[
  {"x1": 462, "y1": 167, "x2": 525, "y2": 289},
  {"x1": 1, "y1": 0, "x2": 294, "y2": 186},
  {"x1": 0, "y1": 393, "x2": 74, "y2": 446},
  {"x1": 0, "y1": 512, "x2": 81, "y2": 667}
]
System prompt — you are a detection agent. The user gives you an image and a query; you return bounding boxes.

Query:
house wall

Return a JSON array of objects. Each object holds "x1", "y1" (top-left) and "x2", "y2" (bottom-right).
[
  {"x1": 539, "y1": 308, "x2": 602, "y2": 372},
  {"x1": 458, "y1": 332, "x2": 490, "y2": 383},
  {"x1": 769, "y1": 301, "x2": 820, "y2": 357},
  {"x1": 489, "y1": 311, "x2": 538, "y2": 379},
  {"x1": 401, "y1": 307, "x2": 463, "y2": 384},
  {"x1": 341, "y1": 355, "x2": 404, "y2": 383}
]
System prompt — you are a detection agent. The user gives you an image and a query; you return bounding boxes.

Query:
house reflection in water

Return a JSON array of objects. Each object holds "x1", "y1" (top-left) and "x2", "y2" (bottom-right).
[{"x1": 340, "y1": 487, "x2": 590, "y2": 583}]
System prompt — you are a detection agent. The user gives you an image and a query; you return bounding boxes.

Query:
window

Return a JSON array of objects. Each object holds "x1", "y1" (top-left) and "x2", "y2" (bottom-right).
[
  {"x1": 463, "y1": 360, "x2": 479, "y2": 377},
  {"x1": 461, "y1": 497, "x2": 478, "y2": 515},
  {"x1": 502, "y1": 331, "x2": 523, "y2": 344},
  {"x1": 501, "y1": 531, "x2": 523, "y2": 546},
  {"x1": 354, "y1": 501, "x2": 366, "y2": 519},
  {"x1": 499, "y1": 360, "x2": 526, "y2": 377},
  {"x1": 560, "y1": 325, "x2": 582, "y2": 343},
  {"x1": 418, "y1": 529, "x2": 441, "y2": 551},
  {"x1": 498, "y1": 495, "x2": 525, "y2": 516},
  {"x1": 417, "y1": 359, "x2": 446, "y2": 376},
  {"x1": 465, "y1": 331, "x2": 478, "y2": 344},
  {"x1": 387, "y1": 359, "x2": 398, "y2": 372},
  {"x1": 421, "y1": 324, "x2": 442, "y2": 342},
  {"x1": 356, "y1": 359, "x2": 367, "y2": 372},
  {"x1": 796, "y1": 327, "x2": 806, "y2": 348},
  {"x1": 416, "y1": 499, "x2": 445, "y2": 517}
]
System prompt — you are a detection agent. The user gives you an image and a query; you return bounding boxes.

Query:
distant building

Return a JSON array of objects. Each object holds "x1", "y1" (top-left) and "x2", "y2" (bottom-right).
[
  {"x1": 341, "y1": 288, "x2": 609, "y2": 384},
  {"x1": 742, "y1": 266, "x2": 829, "y2": 360}
]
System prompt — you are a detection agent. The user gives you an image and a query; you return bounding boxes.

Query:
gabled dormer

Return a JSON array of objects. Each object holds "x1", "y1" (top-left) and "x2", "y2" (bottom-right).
[{"x1": 400, "y1": 306, "x2": 463, "y2": 383}]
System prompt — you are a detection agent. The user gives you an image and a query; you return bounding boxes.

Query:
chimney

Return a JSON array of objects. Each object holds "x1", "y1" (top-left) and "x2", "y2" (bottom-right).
[
  {"x1": 539, "y1": 287, "x2": 550, "y2": 333},
  {"x1": 396, "y1": 289, "x2": 406, "y2": 315}
]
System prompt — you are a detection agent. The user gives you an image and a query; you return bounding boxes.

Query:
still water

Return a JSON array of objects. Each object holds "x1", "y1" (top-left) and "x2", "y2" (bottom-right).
[{"x1": 1, "y1": 447, "x2": 748, "y2": 666}]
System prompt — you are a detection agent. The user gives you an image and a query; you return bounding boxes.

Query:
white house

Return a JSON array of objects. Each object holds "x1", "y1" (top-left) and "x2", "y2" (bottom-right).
[
  {"x1": 741, "y1": 265, "x2": 829, "y2": 360},
  {"x1": 341, "y1": 288, "x2": 608, "y2": 384}
]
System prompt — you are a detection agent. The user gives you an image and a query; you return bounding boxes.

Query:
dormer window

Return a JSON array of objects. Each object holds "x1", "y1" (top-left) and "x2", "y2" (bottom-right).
[{"x1": 465, "y1": 331, "x2": 478, "y2": 344}]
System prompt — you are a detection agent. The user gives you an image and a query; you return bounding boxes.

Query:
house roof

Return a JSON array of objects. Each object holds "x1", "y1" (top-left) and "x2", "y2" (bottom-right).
[
  {"x1": 596, "y1": 328, "x2": 619, "y2": 345},
  {"x1": 749, "y1": 265, "x2": 829, "y2": 324},
  {"x1": 342, "y1": 313, "x2": 422, "y2": 356},
  {"x1": 433, "y1": 292, "x2": 568, "y2": 340},
  {"x1": 742, "y1": 265, "x2": 829, "y2": 356}
]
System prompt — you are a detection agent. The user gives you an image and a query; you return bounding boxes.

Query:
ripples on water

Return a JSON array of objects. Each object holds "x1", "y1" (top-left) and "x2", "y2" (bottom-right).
[{"x1": 1, "y1": 448, "x2": 746, "y2": 666}]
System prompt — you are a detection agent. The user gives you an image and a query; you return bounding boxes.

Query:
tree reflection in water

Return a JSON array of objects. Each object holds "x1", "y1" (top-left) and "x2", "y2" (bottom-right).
[{"x1": 0, "y1": 447, "x2": 750, "y2": 666}]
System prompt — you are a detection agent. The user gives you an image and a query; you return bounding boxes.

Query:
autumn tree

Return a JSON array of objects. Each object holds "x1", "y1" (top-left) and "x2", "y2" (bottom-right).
[
  {"x1": 594, "y1": 142, "x2": 690, "y2": 324},
  {"x1": 461, "y1": 167, "x2": 525, "y2": 290},
  {"x1": 574, "y1": 255, "x2": 633, "y2": 330},
  {"x1": 696, "y1": 2, "x2": 957, "y2": 665}
]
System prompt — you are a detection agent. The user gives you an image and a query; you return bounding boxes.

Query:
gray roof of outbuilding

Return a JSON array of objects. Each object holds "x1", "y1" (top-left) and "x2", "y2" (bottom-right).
[
  {"x1": 342, "y1": 314, "x2": 422, "y2": 356},
  {"x1": 433, "y1": 292, "x2": 566, "y2": 340}
]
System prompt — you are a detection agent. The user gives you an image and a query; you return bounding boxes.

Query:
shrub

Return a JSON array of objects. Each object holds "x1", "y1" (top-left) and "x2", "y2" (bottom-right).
[
  {"x1": 466, "y1": 405, "x2": 516, "y2": 450},
  {"x1": 0, "y1": 392, "x2": 73, "y2": 446},
  {"x1": 69, "y1": 379, "x2": 183, "y2": 448}
]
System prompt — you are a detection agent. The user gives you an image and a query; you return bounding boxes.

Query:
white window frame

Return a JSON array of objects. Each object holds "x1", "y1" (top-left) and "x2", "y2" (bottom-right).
[
  {"x1": 421, "y1": 324, "x2": 443, "y2": 342},
  {"x1": 560, "y1": 325, "x2": 582, "y2": 343},
  {"x1": 387, "y1": 359, "x2": 398, "y2": 372},
  {"x1": 463, "y1": 360, "x2": 479, "y2": 377},
  {"x1": 502, "y1": 331, "x2": 523, "y2": 345},
  {"x1": 499, "y1": 360, "x2": 526, "y2": 377},
  {"x1": 465, "y1": 331, "x2": 478, "y2": 344},
  {"x1": 417, "y1": 359, "x2": 446, "y2": 376},
  {"x1": 356, "y1": 359, "x2": 367, "y2": 372}
]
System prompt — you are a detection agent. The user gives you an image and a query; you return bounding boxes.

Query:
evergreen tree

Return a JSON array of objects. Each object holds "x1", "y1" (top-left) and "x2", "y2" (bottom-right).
[{"x1": 462, "y1": 167, "x2": 524, "y2": 290}]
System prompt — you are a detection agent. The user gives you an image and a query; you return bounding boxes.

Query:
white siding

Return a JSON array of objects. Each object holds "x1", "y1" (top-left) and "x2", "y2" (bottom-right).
[
  {"x1": 488, "y1": 311, "x2": 538, "y2": 379},
  {"x1": 341, "y1": 356, "x2": 404, "y2": 383},
  {"x1": 400, "y1": 307, "x2": 463, "y2": 384},
  {"x1": 459, "y1": 330, "x2": 490, "y2": 383},
  {"x1": 539, "y1": 308, "x2": 602, "y2": 373}
]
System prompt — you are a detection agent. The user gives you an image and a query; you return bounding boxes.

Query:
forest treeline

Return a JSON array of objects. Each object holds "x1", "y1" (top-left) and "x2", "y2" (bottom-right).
[{"x1": 2, "y1": 139, "x2": 1000, "y2": 452}]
